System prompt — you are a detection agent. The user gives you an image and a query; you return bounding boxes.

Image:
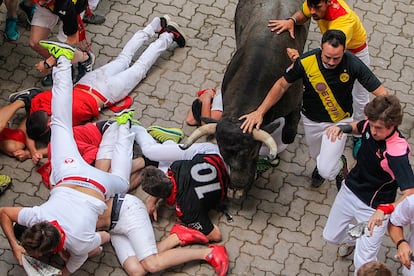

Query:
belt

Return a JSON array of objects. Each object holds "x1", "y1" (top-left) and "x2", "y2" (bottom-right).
[
  {"x1": 349, "y1": 42, "x2": 367, "y2": 54},
  {"x1": 75, "y1": 83, "x2": 112, "y2": 106},
  {"x1": 110, "y1": 194, "x2": 126, "y2": 230},
  {"x1": 74, "y1": 83, "x2": 133, "y2": 112},
  {"x1": 56, "y1": 176, "x2": 106, "y2": 195}
]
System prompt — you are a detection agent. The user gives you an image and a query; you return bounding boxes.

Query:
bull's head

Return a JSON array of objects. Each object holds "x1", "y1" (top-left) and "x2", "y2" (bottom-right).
[{"x1": 180, "y1": 118, "x2": 277, "y2": 200}]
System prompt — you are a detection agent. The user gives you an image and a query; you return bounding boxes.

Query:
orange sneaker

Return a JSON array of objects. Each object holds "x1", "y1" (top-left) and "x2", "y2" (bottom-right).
[
  {"x1": 205, "y1": 245, "x2": 229, "y2": 276},
  {"x1": 170, "y1": 223, "x2": 209, "y2": 245}
]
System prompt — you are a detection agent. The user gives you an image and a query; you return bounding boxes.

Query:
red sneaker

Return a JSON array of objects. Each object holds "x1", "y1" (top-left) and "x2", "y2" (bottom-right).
[
  {"x1": 170, "y1": 223, "x2": 209, "y2": 246},
  {"x1": 205, "y1": 245, "x2": 229, "y2": 276}
]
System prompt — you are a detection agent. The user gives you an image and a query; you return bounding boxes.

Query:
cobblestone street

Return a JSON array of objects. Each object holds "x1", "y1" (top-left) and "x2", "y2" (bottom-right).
[{"x1": 1, "y1": 0, "x2": 414, "y2": 275}]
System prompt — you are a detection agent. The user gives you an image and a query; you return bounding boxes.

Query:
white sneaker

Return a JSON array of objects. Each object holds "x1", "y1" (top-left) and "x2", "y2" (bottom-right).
[{"x1": 337, "y1": 243, "x2": 355, "y2": 258}]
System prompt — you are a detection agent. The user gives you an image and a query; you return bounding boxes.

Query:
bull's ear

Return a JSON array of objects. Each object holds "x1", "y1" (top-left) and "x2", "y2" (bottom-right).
[
  {"x1": 200, "y1": 117, "x2": 219, "y2": 124},
  {"x1": 262, "y1": 120, "x2": 281, "y2": 134}
]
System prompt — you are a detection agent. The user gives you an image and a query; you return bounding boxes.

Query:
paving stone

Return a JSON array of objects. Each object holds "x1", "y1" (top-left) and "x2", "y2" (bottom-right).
[{"x1": 0, "y1": 0, "x2": 412, "y2": 274}]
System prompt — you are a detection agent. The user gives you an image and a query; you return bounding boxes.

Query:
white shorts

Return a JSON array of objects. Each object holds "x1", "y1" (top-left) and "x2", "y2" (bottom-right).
[
  {"x1": 31, "y1": 5, "x2": 67, "y2": 42},
  {"x1": 110, "y1": 195, "x2": 158, "y2": 265}
]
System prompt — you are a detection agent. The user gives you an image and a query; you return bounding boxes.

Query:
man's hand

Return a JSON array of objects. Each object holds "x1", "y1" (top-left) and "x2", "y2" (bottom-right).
[
  {"x1": 367, "y1": 209, "x2": 386, "y2": 235},
  {"x1": 396, "y1": 242, "x2": 413, "y2": 270},
  {"x1": 198, "y1": 89, "x2": 215, "y2": 102},
  {"x1": 31, "y1": 151, "x2": 43, "y2": 164},
  {"x1": 325, "y1": 125, "x2": 344, "y2": 142},
  {"x1": 239, "y1": 110, "x2": 264, "y2": 133},
  {"x1": 145, "y1": 197, "x2": 158, "y2": 221},
  {"x1": 287, "y1": 48, "x2": 300, "y2": 62},
  {"x1": 12, "y1": 243, "x2": 26, "y2": 265},
  {"x1": 12, "y1": 149, "x2": 31, "y2": 161},
  {"x1": 268, "y1": 19, "x2": 296, "y2": 39}
]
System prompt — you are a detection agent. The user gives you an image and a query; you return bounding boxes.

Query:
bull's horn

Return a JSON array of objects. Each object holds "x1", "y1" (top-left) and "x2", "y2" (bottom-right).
[
  {"x1": 179, "y1": 123, "x2": 217, "y2": 150},
  {"x1": 252, "y1": 129, "x2": 278, "y2": 160}
]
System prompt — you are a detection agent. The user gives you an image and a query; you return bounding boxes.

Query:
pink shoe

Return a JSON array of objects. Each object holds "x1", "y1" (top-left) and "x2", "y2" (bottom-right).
[
  {"x1": 170, "y1": 223, "x2": 209, "y2": 246},
  {"x1": 205, "y1": 245, "x2": 229, "y2": 276}
]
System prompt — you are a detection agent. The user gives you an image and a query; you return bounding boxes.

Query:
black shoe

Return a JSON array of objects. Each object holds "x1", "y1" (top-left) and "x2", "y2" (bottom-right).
[
  {"x1": 335, "y1": 155, "x2": 348, "y2": 191},
  {"x1": 166, "y1": 21, "x2": 186, "y2": 48},
  {"x1": 157, "y1": 15, "x2": 171, "y2": 35},
  {"x1": 75, "y1": 52, "x2": 95, "y2": 83},
  {"x1": 9, "y1": 87, "x2": 43, "y2": 112},
  {"x1": 83, "y1": 13, "x2": 106, "y2": 25},
  {"x1": 311, "y1": 167, "x2": 325, "y2": 188},
  {"x1": 41, "y1": 73, "x2": 53, "y2": 86}
]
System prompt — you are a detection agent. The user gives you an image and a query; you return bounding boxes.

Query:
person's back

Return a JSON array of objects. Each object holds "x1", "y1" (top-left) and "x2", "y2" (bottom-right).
[{"x1": 170, "y1": 153, "x2": 228, "y2": 215}]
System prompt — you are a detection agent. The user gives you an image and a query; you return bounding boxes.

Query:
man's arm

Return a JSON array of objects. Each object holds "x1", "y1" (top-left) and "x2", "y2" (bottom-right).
[
  {"x1": 239, "y1": 76, "x2": 292, "y2": 133},
  {"x1": 371, "y1": 84, "x2": 388, "y2": 97},
  {"x1": 268, "y1": 10, "x2": 308, "y2": 39},
  {"x1": 0, "y1": 207, "x2": 25, "y2": 265},
  {"x1": 388, "y1": 222, "x2": 412, "y2": 270},
  {"x1": 368, "y1": 188, "x2": 414, "y2": 234}
]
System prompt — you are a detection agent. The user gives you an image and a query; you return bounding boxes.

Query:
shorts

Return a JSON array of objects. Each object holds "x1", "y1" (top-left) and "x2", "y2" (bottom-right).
[
  {"x1": 31, "y1": 6, "x2": 67, "y2": 42},
  {"x1": 110, "y1": 195, "x2": 158, "y2": 264}
]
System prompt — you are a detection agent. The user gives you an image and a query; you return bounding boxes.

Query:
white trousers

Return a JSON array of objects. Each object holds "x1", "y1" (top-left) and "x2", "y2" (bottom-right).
[
  {"x1": 111, "y1": 195, "x2": 158, "y2": 264},
  {"x1": 78, "y1": 28, "x2": 174, "y2": 104},
  {"x1": 259, "y1": 117, "x2": 288, "y2": 156},
  {"x1": 352, "y1": 46, "x2": 370, "y2": 122},
  {"x1": 88, "y1": 0, "x2": 100, "y2": 11},
  {"x1": 50, "y1": 58, "x2": 134, "y2": 199},
  {"x1": 302, "y1": 114, "x2": 353, "y2": 180},
  {"x1": 131, "y1": 125, "x2": 220, "y2": 173},
  {"x1": 323, "y1": 185, "x2": 388, "y2": 274}
]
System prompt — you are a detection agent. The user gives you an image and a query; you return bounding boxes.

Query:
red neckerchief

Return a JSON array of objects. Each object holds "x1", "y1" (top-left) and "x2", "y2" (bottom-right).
[
  {"x1": 165, "y1": 170, "x2": 177, "y2": 206},
  {"x1": 48, "y1": 220, "x2": 66, "y2": 254}
]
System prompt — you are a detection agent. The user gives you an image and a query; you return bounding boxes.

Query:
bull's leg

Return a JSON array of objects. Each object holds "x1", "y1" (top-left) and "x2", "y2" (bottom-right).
[{"x1": 282, "y1": 109, "x2": 301, "y2": 144}]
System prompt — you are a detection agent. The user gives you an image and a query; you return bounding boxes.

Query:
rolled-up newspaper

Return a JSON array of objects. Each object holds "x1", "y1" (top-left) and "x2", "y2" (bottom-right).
[{"x1": 22, "y1": 255, "x2": 61, "y2": 276}]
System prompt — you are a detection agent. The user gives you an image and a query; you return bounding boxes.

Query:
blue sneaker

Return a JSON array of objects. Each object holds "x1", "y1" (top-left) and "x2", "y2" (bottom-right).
[
  {"x1": 5, "y1": 17, "x2": 19, "y2": 41},
  {"x1": 352, "y1": 136, "x2": 362, "y2": 158}
]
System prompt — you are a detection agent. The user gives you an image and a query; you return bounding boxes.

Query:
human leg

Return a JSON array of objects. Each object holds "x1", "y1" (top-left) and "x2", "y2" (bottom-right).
[
  {"x1": 109, "y1": 122, "x2": 134, "y2": 192},
  {"x1": 259, "y1": 117, "x2": 288, "y2": 155},
  {"x1": 323, "y1": 185, "x2": 357, "y2": 247},
  {"x1": 316, "y1": 126, "x2": 348, "y2": 180},
  {"x1": 99, "y1": 28, "x2": 176, "y2": 103},
  {"x1": 112, "y1": 195, "x2": 228, "y2": 275},
  {"x1": 0, "y1": 100, "x2": 25, "y2": 132},
  {"x1": 4, "y1": 0, "x2": 19, "y2": 41},
  {"x1": 43, "y1": 43, "x2": 127, "y2": 198},
  {"x1": 353, "y1": 204, "x2": 388, "y2": 272},
  {"x1": 29, "y1": 7, "x2": 59, "y2": 58},
  {"x1": 302, "y1": 115, "x2": 326, "y2": 186},
  {"x1": 77, "y1": 18, "x2": 160, "y2": 89},
  {"x1": 19, "y1": 0, "x2": 36, "y2": 24},
  {"x1": 132, "y1": 125, "x2": 219, "y2": 162}
]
